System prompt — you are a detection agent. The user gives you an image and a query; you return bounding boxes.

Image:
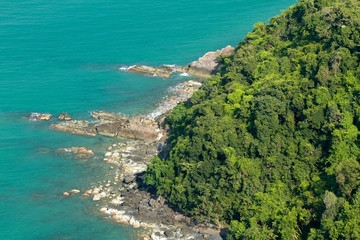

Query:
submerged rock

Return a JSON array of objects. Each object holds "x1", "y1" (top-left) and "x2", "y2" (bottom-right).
[
  {"x1": 57, "y1": 112, "x2": 71, "y2": 121},
  {"x1": 28, "y1": 112, "x2": 52, "y2": 121},
  {"x1": 127, "y1": 65, "x2": 175, "y2": 78}
]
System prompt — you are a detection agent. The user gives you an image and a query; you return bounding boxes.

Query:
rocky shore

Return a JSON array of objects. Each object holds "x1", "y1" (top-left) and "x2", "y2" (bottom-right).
[
  {"x1": 120, "y1": 45, "x2": 234, "y2": 80},
  {"x1": 51, "y1": 80, "x2": 224, "y2": 239},
  {"x1": 51, "y1": 111, "x2": 165, "y2": 141},
  {"x1": 35, "y1": 46, "x2": 234, "y2": 239},
  {"x1": 97, "y1": 140, "x2": 223, "y2": 240}
]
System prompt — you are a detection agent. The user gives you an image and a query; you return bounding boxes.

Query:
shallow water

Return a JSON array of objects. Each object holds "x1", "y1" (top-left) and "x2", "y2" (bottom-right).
[{"x1": 0, "y1": 0, "x2": 296, "y2": 239}]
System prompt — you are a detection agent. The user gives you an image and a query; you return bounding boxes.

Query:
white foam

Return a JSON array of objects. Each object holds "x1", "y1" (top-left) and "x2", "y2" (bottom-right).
[
  {"x1": 180, "y1": 72, "x2": 189, "y2": 77},
  {"x1": 119, "y1": 65, "x2": 136, "y2": 71}
]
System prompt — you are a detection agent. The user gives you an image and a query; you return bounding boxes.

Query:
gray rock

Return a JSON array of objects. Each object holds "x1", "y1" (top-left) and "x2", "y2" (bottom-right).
[
  {"x1": 138, "y1": 204, "x2": 149, "y2": 214},
  {"x1": 50, "y1": 120, "x2": 97, "y2": 136},
  {"x1": 151, "y1": 232, "x2": 162, "y2": 240},
  {"x1": 209, "y1": 234, "x2": 223, "y2": 240},
  {"x1": 186, "y1": 45, "x2": 234, "y2": 79},
  {"x1": 124, "y1": 174, "x2": 136, "y2": 184},
  {"x1": 149, "y1": 198, "x2": 158, "y2": 208},
  {"x1": 128, "y1": 182, "x2": 138, "y2": 190},
  {"x1": 164, "y1": 230, "x2": 174, "y2": 238},
  {"x1": 52, "y1": 110, "x2": 164, "y2": 141}
]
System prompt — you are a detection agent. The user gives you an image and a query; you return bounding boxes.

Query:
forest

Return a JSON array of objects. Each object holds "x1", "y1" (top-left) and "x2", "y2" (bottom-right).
[{"x1": 145, "y1": 0, "x2": 360, "y2": 238}]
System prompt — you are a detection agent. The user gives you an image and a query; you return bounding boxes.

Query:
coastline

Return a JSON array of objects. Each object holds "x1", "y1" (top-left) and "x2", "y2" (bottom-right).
[
  {"x1": 86, "y1": 79, "x2": 223, "y2": 240},
  {"x1": 39, "y1": 46, "x2": 234, "y2": 240},
  {"x1": 54, "y1": 79, "x2": 224, "y2": 240},
  {"x1": 92, "y1": 80, "x2": 223, "y2": 240}
]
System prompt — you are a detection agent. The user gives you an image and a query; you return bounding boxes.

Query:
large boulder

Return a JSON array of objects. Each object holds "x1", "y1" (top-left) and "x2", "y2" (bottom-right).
[{"x1": 185, "y1": 45, "x2": 234, "y2": 79}]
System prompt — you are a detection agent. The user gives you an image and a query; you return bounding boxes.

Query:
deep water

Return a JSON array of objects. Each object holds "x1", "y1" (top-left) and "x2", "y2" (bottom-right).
[{"x1": 0, "y1": 0, "x2": 296, "y2": 239}]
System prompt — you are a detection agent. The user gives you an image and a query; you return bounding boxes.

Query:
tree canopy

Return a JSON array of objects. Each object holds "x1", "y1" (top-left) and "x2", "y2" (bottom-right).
[{"x1": 145, "y1": 0, "x2": 360, "y2": 238}]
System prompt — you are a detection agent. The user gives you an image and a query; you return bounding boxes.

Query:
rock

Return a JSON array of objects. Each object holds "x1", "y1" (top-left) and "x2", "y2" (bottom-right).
[
  {"x1": 129, "y1": 217, "x2": 141, "y2": 228},
  {"x1": 149, "y1": 199, "x2": 158, "y2": 208},
  {"x1": 57, "y1": 147, "x2": 94, "y2": 160},
  {"x1": 92, "y1": 195, "x2": 101, "y2": 201},
  {"x1": 159, "y1": 197, "x2": 165, "y2": 205},
  {"x1": 52, "y1": 110, "x2": 165, "y2": 141},
  {"x1": 92, "y1": 111, "x2": 162, "y2": 141},
  {"x1": 209, "y1": 234, "x2": 223, "y2": 240},
  {"x1": 185, "y1": 45, "x2": 234, "y2": 79},
  {"x1": 176, "y1": 65, "x2": 190, "y2": 73},
  {"x1": 57, "y1": 112, "x2": 71, "y2": 121},
  {"x1": 124, "y1": 174, "x2": 136, "y2": 184},
  {"x1": 82, "y1": 193, "x2": 90, "y2": 198},
  {"x1": 150, "y1": 232, "x2": 162, "y2": 240},
  {"x1": 84, "y1": 189, "x2": 92, "y2": 194},
  {"x1": 68, "y1": 189, "x2": 80, "y2": 195},
  {"x1": 28, "y1": 112, "x2": 52, "y2": 121},
  {"x1": 138, "y1": 204, "x2": 149, "y2": 214},
  {"x1": 128, "y1": 182, "x2": 138, "y2": 190},
  {"x1": 51, "y1": 120, "x2": 97, "y2": 137},
  {"x1": 195, "y1": 237, "x2": 206, "y2": 240},
  {"x1": 128, "y1": 65, "x2": 175, "y2": 78},
  {"x1": 164, "y1": 230, "x2": 174, "y2": 238},
  {"x1": 62, "y1": 192, "x2": 70, "y2": 197}
]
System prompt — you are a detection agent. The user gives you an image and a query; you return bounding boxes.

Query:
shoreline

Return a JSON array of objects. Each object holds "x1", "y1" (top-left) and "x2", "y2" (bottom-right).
[
  {"x1": 54, "y1": 79, "x2": 223, "y2": 240},
  {"x1": 32, "y1": 46, "x2": 235, "y2": 240},
  {"x1": 89, "y1": 80, "x2": 223, "y2": 240}
]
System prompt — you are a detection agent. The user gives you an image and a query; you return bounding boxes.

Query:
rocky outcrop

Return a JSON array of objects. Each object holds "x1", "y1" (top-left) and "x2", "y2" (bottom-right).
[
  {"x1": 95, "y1": 140, "x2": 223, "y2": 240},
  {"x1": 50, "y1": 111, "x2": 165, "y2": 141},
  {"x1": 122, "y1": 45, "x2": 234, "y2": 81},
  {"x1": 128, "y1": 65, "x2": 175, "y2": 78},
  {"x1": 58, "y1": 112, "x2": 71, "y2": 121},
  {"x1": 51, "y1": 120, "x2": 97, "y2": 137},
  {"x1": 50, "y1": 78, "x2": 202, "y2": 142},
  {"x1": 52, "y1": 79, "x2": 223, "y2": 239},
  {"x1": 185, "y1": 45, "x2": 234, "y2": 79},
  {"x1": 28, "y1": 112, "x2": 52, "y2": 121}
]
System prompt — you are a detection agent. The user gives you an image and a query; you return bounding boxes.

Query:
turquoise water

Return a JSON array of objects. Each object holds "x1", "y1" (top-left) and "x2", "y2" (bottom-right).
[{"x1": 0, "y1": 1, "x2": 296, "y2": 239}]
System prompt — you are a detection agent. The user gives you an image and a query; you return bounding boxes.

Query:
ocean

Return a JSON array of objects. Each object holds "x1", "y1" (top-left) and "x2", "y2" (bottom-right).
[{"x1": 0, "y1": 0, "x2": 296, "y2": 239}]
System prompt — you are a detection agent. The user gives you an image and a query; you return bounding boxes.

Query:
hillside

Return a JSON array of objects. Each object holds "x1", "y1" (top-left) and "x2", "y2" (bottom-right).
[{"x1": 145, "y1": 0, "x2": 360, "y2": 239}]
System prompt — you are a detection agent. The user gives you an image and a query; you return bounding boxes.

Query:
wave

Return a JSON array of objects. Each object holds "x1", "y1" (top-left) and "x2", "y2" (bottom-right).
[
  {"x1": 119, "y1": 65, "x2": 136, "y2": 71},
  {"x1": 180, "y1": 72, "x2": 189, "y2": 77}
]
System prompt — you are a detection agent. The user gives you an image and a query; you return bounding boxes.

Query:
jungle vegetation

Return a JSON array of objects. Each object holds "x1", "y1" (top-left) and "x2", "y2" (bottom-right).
[{"x1": 145, "y1": 0, "x2": 360, "y2": 238}]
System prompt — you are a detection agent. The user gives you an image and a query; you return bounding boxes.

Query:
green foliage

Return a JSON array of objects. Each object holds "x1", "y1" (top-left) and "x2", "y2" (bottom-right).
[{"x1": 145, "y1": 0, "x2": 360, "y2": 238}]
